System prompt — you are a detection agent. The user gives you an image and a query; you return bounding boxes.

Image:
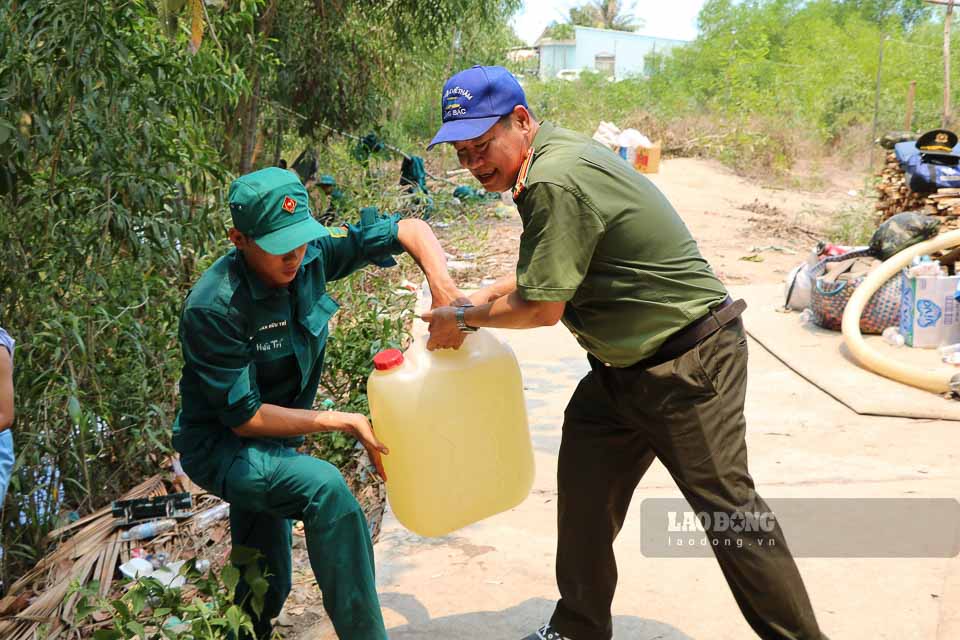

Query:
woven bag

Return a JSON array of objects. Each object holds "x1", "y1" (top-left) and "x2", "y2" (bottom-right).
[{"x1": 809, "y1": 250, "x2": 902, "y2": 333}]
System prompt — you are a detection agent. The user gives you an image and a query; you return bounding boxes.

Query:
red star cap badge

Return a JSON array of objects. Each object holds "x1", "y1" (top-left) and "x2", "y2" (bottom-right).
[{"x1": 282, "y1": 196, "x2": 297, "y2": 213}]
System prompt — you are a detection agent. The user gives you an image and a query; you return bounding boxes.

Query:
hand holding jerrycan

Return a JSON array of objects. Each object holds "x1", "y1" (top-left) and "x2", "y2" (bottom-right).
[{"x1": 367, "y1": 329, "x2": 534, "y2": 537}]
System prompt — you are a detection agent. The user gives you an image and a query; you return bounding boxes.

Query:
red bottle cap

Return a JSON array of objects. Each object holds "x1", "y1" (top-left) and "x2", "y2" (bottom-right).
[{"x1": 373, "y1": 349, "x2": 404, "y2": 371}]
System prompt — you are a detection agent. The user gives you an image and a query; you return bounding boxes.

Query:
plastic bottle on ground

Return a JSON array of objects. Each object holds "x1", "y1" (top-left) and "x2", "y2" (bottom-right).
[
  {"x1": 907, "y1": 256, "x2": 941, "y2": 278},
  {"x1": 882, "y1": 327, "x2": 905, "y2": 348},
  {"x1": 193, "y1": 503, "x2": 230, "y2": 530},
  {"x1": 799, "y1": 308, "x2": 814, "y2": 325},
  {"x1": 939, "y1": 343, "x2": 960, "y2": 365},
  {"x1": 121, "y1": 519, "x2": 177, "y2": 541}
]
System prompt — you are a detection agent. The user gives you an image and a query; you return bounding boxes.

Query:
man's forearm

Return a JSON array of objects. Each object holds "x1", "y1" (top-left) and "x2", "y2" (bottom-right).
[
  {"x1": 472, "y1": 274, "x2": 517, "y2": 304},
  {"x1": 232, "y1": 404, "x2": 353, "y2": 439},
  {"x1": 396, "y1": 219, "x2": 459, "y2": 300},
  {"x1": 0, "y1": 350, "x2": 12, "y2": 430},
  {"x1": 463, "y1": 290, "x2": 564, "y2": 329}
]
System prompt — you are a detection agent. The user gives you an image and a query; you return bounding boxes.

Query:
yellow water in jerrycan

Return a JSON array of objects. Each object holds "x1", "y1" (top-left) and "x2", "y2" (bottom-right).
[{"x1": 367, "y1": 329, "x2": 534, "y2": 537}]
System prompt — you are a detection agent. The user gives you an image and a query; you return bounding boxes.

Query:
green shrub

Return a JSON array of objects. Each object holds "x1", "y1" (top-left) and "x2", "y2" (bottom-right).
[{"x1": 69, "y1": 548, "x2": 267, "y2": 640}]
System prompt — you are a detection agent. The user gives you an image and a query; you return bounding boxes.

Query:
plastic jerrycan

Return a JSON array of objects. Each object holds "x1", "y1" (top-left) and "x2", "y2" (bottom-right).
[{"x1": 367, "y1": 330, "x2": 534, "y2": 537}]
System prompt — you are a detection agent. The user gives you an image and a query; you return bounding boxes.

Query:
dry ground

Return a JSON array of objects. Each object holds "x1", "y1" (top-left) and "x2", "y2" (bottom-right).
[{"x1": 287, "y1": 158, "x2": 960, "y2": 640}]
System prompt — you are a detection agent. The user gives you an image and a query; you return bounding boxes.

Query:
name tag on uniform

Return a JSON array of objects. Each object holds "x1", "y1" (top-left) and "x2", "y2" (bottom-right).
[{"x1": 254, "y1": 319, "x2": 289, "y2": 354}]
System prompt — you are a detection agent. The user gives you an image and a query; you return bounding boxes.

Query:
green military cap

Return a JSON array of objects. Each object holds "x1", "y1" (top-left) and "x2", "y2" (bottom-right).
[
  {"x1": 229, "y1": 167, "x2": 329, "y2": 255},
  {"x1": 319, "y1": 174, "x2": 336, "y2": 186}
]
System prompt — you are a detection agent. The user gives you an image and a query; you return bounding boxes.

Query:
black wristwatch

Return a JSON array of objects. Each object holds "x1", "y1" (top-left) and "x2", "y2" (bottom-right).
[{"x1": 455, "y1": 304, "x2": 478, "y2": 333}]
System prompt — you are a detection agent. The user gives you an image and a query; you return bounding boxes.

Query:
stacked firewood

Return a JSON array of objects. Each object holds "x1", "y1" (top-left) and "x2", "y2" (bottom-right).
[{"x1": 876, "y1": 151, "x2": 960, "y2": 231}]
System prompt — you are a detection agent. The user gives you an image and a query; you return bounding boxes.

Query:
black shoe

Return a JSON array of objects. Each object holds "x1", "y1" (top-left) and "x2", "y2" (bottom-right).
[{"x1": 521, "y1": 624, "x2": 571, "y2": 640}]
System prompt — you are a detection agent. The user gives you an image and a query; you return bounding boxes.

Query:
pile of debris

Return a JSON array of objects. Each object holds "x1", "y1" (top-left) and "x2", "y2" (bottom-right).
[
  {"x1": 0, "y1": 447, "x2": 386, "y2": 639},
  {"x1": 875, "y1": 151, "x2": 960, "y2": 232},
  {"x1": 0, "y1": 475, "x2": 233, "y2": 639}
]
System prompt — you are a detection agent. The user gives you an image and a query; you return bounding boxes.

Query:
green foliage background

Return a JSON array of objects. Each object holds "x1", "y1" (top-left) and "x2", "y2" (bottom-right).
[
  {"x1": 0, "y1": 0, "x2": 517, "y2": 589},
  {"x1": 526, "y1": 0, "x2": 957, "y2": 177},
  {"x1": 1, "y1": 0, "x2": 958, "y2": 593}
]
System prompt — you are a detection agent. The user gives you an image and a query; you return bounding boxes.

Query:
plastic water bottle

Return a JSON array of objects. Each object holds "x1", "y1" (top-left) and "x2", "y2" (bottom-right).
[
  {"x1": 193, "y1": 503, "x2": 230, "y2": 530},
  {"x1": 939, "y1": 343, "x2": 960, "y2": 365},
  {"x1": 908, "y1": 256, "x2": 941, "y2": 278},
  {"x1": 882, "y1": 327, "x2": 905, "y2": 348},
  {"x1": 799, "y1": 308, "x2": 814, "y2": 325},
  {"x1": 121, "y1": 519, "x2": 177, "y2": 541},
  {"x1": 367, "y1": 331, "x2": 534, "y2": 537}
]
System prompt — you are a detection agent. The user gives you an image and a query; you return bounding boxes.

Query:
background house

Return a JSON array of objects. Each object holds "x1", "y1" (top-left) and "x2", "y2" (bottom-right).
[{"x1": 537, "y1": 26, "x2": 688, "y2": 81}]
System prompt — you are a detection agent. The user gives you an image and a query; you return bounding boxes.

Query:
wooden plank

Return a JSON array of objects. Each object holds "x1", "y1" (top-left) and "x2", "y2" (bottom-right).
[
  {"x1": 98, "y1": 532, "x2": 123, "y2": 598},
  {"x1": 45, "y1": 505, "x2": 112, "y2": 541}
]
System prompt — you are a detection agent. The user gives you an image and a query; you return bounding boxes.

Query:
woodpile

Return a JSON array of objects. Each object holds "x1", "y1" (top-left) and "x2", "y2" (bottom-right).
[{"x1": 876, "y1": 151, "x2": 960, "y2": 232}]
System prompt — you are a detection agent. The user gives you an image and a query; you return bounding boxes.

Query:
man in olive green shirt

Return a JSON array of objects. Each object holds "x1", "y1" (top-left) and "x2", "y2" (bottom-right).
[
  {"x1": 424, "y1": 66, "x2": 827, "y2": 640},
  {"x1": 173, "y1": 167, "x2": 465, "y2": 639}
]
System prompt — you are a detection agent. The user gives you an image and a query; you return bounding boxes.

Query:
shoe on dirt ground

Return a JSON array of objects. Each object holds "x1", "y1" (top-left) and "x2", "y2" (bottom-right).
[{"x1": 521, "y1": 624, "x2": 572, "y2": 640}]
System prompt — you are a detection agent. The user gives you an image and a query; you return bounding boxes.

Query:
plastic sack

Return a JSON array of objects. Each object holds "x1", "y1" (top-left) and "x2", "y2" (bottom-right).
[
  {"x1": 783, "y1": 243, "x2": 861, "y2": 310},
  {"x1": 616, "y1": 128, "x2": 653, "y2": 150},
  {"x1": 784, "y1": 263, "x2": 814, "y2": 310},
  {"x1": 592, "y1": 121, "x2": 621, "y2": 150}
]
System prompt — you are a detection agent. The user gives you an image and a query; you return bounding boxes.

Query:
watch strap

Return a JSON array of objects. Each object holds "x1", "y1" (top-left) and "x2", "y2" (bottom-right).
[{"x1": 455, "y1": 304, "x2": 478, "y2": 333}]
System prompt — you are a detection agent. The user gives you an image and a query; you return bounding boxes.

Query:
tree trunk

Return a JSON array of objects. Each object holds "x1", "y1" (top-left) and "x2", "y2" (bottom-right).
[
  {"x1": 945, "y1": 1, "x2": 954, "y2": 127},
  {"x1": 905, "y1": 80, "x2": 916, "y2": 131},
  {"x1": 239, "y1": 76, "x2": 261, "y2": 175},
  {"x1": 233, "y1": 0, "x2": 280, "y2": 173},
  {"x1": 273, "y1": 117, "x2": 285, "y2": 167}
]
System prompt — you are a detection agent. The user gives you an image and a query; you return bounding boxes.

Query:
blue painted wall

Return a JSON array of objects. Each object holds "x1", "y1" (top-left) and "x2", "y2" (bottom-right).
[
  {"x1": 539, "y1": 26, "x2": 687, "y2": 80},
  {"x1": 538, "y1": 42, "x2": 577, "y2": 79}
]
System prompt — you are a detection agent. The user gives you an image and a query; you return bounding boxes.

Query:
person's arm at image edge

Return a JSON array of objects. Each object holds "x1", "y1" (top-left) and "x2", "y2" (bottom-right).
[{"x1": 0, "y1": 347, "x2": 13, "y2": 431}]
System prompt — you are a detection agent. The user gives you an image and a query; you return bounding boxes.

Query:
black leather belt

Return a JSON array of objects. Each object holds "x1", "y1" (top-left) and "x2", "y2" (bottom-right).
[{"x1": 597, "y1": 297, "x2": 748, "y2": 371}]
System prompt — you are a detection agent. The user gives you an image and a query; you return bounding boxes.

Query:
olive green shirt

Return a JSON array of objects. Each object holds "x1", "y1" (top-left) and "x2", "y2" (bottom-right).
[
  {"x1": 514, "y1": 121, "x2": 728, "y2": 367},
  {"x1": 171, "y1": 208, "x2": 404, "y2": 490}
]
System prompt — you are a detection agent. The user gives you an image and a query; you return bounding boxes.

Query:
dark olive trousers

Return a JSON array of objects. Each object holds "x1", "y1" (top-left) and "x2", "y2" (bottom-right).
[{"x1": 549, "y1": 319, "x2": 827, "y2": 640}]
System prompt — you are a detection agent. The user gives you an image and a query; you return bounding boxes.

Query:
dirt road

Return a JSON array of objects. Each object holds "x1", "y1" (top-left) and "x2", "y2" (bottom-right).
[{"x1": 296, "y1": 158, "x2": 960, "y2": 639}]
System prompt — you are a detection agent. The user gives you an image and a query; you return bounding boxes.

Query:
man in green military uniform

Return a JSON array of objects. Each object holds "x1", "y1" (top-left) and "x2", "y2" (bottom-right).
[
  {"x1": 173, "y1": 167, "x2": 465, "y2": 639},
  {"x1": 423, "y1": 66, "x2": 828, "y2": 640}
]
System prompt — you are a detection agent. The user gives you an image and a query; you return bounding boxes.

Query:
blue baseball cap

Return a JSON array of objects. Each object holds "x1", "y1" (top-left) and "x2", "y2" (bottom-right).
[{"x1": 427, "y1": 65, "x2": 528, "y2": 150}]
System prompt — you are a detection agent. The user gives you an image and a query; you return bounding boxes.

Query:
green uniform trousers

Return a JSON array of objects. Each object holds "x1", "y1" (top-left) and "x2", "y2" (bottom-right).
[
  {"x1": 550, "y1": 319, "x2": 827, "y2": 640},
  {"x1": 203, "y1": 440, "x2": 387, "y2": 640}
]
